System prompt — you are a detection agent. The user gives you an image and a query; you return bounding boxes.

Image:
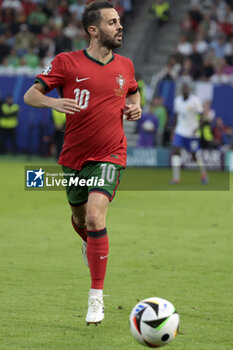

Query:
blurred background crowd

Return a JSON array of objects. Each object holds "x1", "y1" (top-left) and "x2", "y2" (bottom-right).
[
  {"x1": 0, "y1": 0, "x2": 134, "y2": 70},
  {"x1": 159, "y1": 0, "x2": 233, "y2": 84},
  {"x1": 137, "y1": 0, "x2": 233, "y2": 151}
]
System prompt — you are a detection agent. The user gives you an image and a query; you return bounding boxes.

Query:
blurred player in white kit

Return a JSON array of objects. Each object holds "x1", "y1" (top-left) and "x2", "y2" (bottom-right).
[{"x1": 171, "y1": 83, "x2": 208, "y2": 184}]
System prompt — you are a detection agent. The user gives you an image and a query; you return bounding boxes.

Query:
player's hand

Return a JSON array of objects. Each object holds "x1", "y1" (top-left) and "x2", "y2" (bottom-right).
[
  {"x1": 52, "y1": 98, "x2": 82, "y2": 114},
  {"x1": 124, "y1": 104, "x2": 142, "y2": 121}
]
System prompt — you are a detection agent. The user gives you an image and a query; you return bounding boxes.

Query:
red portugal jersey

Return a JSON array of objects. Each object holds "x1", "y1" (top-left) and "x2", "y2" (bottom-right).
[{"x1": 35, "y1": 49, "x2": 138, "y2": 170}]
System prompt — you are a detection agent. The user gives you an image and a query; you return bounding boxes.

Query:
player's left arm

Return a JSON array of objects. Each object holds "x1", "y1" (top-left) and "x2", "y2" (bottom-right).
[
  {"x1": 124, "y1": 91, "x2": 142, "y2": 121},
  {"x1": 193, "y1": 97, "x2": 204, "y2": 135}
]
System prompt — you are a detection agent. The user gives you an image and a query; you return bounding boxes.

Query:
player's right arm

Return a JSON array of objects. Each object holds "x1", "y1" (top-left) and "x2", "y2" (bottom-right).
[{"x1": 24, "y1": 83, "x2": 81, "y2": 115}]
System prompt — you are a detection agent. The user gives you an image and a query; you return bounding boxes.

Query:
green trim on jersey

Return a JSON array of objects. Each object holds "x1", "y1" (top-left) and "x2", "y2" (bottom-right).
[
  {"x1": 57, "y1": 86, "x2": 64, "y2": 98},
  {"x1": 34, "y1": 77, "x2": 49, "y2": 92},
  {"x1": 34, "y1": 77, "x2": 63, "y2": 97},
  {"x1": 83, "y1": 49, "x2": 114, "y2": 66}
]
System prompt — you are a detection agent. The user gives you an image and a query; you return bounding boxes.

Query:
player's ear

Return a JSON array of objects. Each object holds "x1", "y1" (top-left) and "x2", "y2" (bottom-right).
[{"x1": 88, "y1": 25, "x2": 98, "y2": 38}]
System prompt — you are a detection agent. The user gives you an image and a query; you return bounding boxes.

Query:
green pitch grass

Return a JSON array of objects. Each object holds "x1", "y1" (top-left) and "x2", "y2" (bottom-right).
[{"x1": 1, "y1": 157, "x2": 233, "y2": 350}]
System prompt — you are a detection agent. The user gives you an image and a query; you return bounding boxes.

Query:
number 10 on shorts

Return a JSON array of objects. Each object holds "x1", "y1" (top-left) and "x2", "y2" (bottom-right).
[{"x1": 100, "y1": 164, "x2": 116, "y2": 184}]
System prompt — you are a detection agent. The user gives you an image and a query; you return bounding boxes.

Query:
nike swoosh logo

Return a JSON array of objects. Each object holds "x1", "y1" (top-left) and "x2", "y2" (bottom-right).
[
  {"x1": 100, "y1": 255, "x2": 108, "y2": 260},
  {"x1": 76, "y1": 77, "x2": 90, "y2": 83}
]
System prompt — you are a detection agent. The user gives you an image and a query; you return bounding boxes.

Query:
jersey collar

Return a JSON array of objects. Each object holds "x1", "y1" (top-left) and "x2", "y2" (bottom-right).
[{"x1": 83, "y1": 49, "x2": 114, "y2": 66}]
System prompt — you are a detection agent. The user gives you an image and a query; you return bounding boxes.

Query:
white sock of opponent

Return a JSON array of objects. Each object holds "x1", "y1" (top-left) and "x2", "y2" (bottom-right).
[{"x1": 171, "y1": 155, "x2": 181, "y2": 182}]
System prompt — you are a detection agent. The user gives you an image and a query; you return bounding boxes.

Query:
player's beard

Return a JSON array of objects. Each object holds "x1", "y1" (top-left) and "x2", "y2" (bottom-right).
[{"x1": 99, "y1": 28, "x2": 122, "y2": 49}]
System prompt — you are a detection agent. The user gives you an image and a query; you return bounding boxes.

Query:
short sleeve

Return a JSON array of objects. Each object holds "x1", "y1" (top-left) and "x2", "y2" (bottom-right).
[
  {"x1": 174, "y1": 97, "x2": 179, "y2": 114},
  {"x1": 195, "y1": 97, "x2": 203, "y2": 114},
  {"x1": 34, "y1": 54, "x2": 65, "y2": 93},
  {"x1": 127, "y1": 58, "x2": 138, "y2": 95}
]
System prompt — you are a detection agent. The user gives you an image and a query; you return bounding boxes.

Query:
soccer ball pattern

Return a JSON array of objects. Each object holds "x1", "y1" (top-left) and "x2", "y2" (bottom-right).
[{"x1": 129, "y1": 297, "x2": 179, "y2": 348}]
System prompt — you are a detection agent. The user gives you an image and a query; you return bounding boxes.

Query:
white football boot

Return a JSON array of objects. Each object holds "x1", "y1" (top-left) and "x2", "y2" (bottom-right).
[
  {"x1": 86, "y1": 290, "x2": 104, "y2": 325},
  {"x1": 82, "y1": 240, "x2": 89, "y2": 267}
]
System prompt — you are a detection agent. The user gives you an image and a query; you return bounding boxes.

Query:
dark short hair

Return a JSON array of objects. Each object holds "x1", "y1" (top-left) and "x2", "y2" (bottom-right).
[{"x1": 82, "y1": 1, "x2": 114, "y2": 36}]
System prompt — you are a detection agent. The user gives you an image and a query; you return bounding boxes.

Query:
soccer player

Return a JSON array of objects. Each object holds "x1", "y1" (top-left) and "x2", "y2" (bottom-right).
[
  {"x1": 24, "y1": 1, "x2": 141, "y2": 325},
  {"x1": 171, "y1": 83, "x2": 208, "y2": 184}
]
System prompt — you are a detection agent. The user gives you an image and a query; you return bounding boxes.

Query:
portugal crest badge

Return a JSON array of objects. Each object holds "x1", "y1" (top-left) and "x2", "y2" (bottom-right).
[{"x1": 115, "y1": 74, "x2": 125, "y2": 97}]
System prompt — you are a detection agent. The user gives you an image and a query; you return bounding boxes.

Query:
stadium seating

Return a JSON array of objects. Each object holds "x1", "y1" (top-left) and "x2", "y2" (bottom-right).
[{"x1": 0, "y1": 0, "x2": 136, "y2": 69}]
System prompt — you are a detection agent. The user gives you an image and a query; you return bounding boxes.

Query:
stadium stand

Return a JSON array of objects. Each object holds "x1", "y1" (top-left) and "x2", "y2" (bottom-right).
[
  {"x1": 157, "y1": 1, "x2": 233, "y2": 137},
  {"x1": 146, "y1": 0, "x2": 233, "y2": 86},
  {"x1": 132, "y1": 0, "x2": 233, "y2": 148},
  {"x1": 0, "y1": 0, "x2": 139, "y2": 72}
]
